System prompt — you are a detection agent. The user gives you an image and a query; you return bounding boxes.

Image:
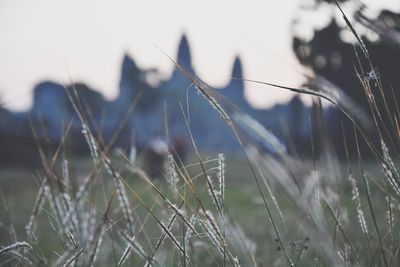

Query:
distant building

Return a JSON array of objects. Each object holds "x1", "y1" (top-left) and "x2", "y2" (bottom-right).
[{"x1": 0, "y1": 34, "x2": 313, "y2": 166}]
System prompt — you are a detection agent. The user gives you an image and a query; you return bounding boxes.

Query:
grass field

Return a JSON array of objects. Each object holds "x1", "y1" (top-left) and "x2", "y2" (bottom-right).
[{"x1": 1, "y1": 152, "x2": 395, "y2": 266}]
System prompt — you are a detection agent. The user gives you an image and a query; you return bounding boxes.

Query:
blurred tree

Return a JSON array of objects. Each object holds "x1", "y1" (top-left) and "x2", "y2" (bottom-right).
[{"x1": 292, "y1": 0, "x2": 400, "y2": 151}]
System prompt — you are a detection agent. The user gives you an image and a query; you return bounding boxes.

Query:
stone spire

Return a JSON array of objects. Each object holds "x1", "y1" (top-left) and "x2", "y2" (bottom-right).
[
  {"x1": 231, "y1": 55, "x2": 243, "y2": 80},
  {"x1": 219, "y1": 55, "x2": 250, "y2": 112},
  {"x1": 227, "y1": 55, "x2": 244, "y2": 97},
  {"x1": 117, "y1": 54, "x2": 141, "y2": 108},
  {"x1": 177, "y1": 34, "x2": 192, "y2": 71},
  {"x1": 121, "y1": 53, "x2": 139, "y2": 78}
]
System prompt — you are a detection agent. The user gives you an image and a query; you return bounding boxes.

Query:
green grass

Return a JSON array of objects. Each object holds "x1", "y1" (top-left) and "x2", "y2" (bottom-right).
[{"x1": 1, "y1": 155, "x2": 394, "y2": 266}]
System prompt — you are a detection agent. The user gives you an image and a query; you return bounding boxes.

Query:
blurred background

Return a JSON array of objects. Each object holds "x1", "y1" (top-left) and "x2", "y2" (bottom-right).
[{"x1": 0, "y1": 0, "x2": 400, "y2": 168}]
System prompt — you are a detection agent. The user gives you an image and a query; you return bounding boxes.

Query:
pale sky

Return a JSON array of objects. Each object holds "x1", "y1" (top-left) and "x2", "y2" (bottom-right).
[{"x1": 0, "y1": 0, "x2": 398, "y2": 111}]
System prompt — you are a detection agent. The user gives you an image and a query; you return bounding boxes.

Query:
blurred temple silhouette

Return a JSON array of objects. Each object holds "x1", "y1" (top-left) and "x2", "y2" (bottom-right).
[
  {"x1": 2, "y1": 0, "x2": 400, "y2": 168},
  {"x1": 0, "y1": 34, "x2": 315, "y2": 167}
]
